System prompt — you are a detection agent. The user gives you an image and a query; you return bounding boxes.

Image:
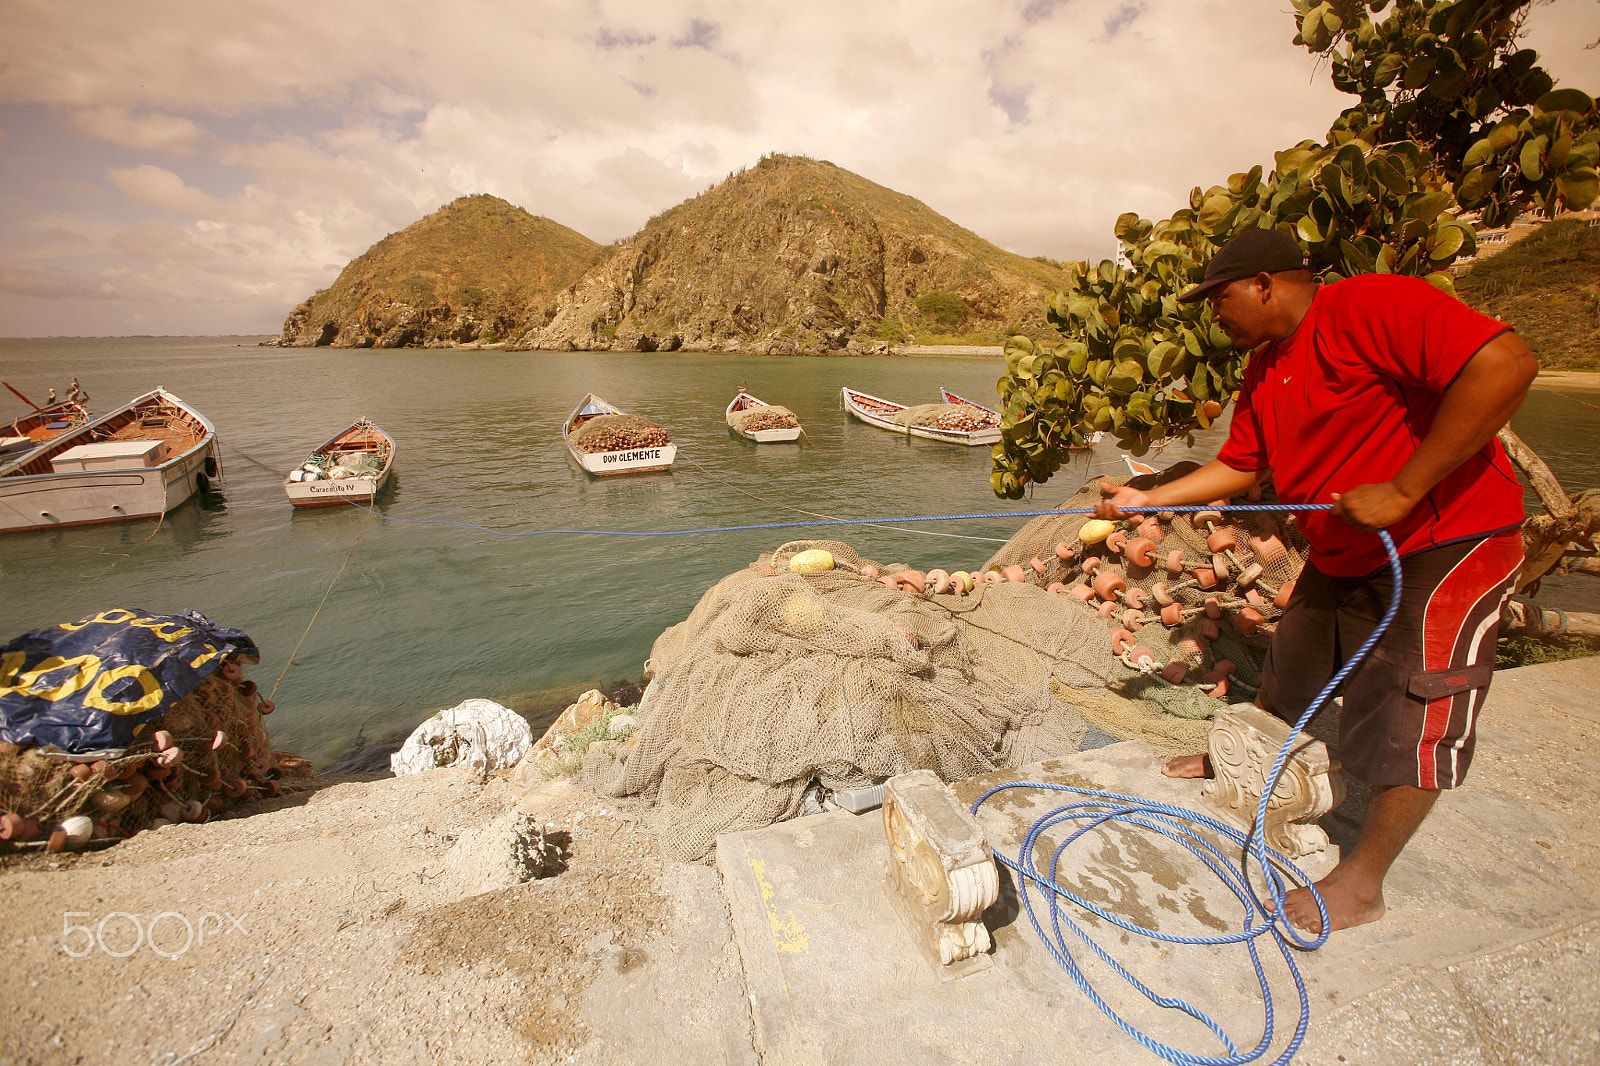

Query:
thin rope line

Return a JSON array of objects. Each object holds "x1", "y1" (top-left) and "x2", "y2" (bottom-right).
[
  {"x1": 269, "y1": 509, "x2": 371, "y2": 701},
  {"x1": 673, "y1": 448, "x2": 1010, "y2": 543},
  {"x1": 38, "y1": 509, "x2": 167, "y2": 628}
]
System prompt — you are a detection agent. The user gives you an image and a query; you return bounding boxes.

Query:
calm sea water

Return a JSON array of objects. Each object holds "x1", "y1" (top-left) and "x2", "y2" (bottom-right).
[{"x1": 3, "y1": 337, "x2": 1597, "y2": 767}]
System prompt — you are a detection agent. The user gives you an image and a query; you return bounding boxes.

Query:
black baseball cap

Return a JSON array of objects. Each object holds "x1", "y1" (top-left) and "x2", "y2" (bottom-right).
[{"x1": 1177, "y1": 229, "x2": 1310, "y2": 303}]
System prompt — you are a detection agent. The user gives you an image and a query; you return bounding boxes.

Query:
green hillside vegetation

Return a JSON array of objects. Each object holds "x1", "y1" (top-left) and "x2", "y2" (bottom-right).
[
  {"x1": 274, "y1": 195, "x2": 603, "y2": 348},
  {"x1": 1457, "y1": 218, "x2": 1600, "y2": 369},
  {"x1": 522, "y1": 154, "x2": 1069, "y2": 352}
]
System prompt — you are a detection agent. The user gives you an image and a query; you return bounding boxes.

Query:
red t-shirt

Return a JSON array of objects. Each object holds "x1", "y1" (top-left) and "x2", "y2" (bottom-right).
[{"x1": 1217, "y1": 274, "x2": 1524, "y2": 576}]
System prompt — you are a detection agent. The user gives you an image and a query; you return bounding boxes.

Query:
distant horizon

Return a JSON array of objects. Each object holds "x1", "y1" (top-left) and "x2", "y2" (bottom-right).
[{"x1": 0, "y1": 334, "x2": 274, "y2": 341}]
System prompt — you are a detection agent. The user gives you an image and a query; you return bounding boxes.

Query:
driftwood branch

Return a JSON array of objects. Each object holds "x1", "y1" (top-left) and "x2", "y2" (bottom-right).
[
  {"x1": 1501, "y1": 598, "x2": 1600, "y2": 640},
  {"x1": 1498, "y1": 427, "x2": 1600, "y2": 592},
  {"x1": 1498, "y1": 427, "x2": 1575, "y2": 520}
]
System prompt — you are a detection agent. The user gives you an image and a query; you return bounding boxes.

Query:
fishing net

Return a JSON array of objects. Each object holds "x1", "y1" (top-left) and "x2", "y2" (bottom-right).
[
  {"x1": 727, "y1": 404, "x2": 800, "y2": 433},
  {"x1": 333, "y1": 451, "x2": 384, "y2": 476},
  {"x1": 576, "y1": 461, "x2": 1309, "y2": 862},
  {"x1": 569, "y1": 413, "x2": 670, "y2": 453},
  {"x1": 894, "y1": 403, "x2": 999, "y2": 432},
  {"x1": 0, "y1": 663, "x2": 311, "y2": 848}
]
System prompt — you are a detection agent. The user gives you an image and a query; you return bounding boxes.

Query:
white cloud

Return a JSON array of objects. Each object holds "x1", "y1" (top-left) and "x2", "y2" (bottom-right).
[
  {"x1": 0, "y1": 0, "x2": 1595, "y2": 335},
  {"x1": 106, "y1": 165, "x2": 223, "y2": 217},
  {"x1": 62, "y1": 108, "x2": 204, "y2": 155}
]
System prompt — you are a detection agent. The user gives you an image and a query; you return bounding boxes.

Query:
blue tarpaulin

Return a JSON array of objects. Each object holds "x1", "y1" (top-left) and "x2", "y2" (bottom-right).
[{"x1": 0, "y1": 608, "x2": 259, "y2": 754}]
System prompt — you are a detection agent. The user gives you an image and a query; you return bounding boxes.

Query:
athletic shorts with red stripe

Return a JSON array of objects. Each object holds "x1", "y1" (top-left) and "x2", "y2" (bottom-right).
[{"x1": 1259, "y1": 529, "x2": 1523, "y2": 790}]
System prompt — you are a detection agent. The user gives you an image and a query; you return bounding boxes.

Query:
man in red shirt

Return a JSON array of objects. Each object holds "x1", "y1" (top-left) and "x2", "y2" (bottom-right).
[{"x1": 1096, "y1": 229, "x2": 1538, "y2": 935}]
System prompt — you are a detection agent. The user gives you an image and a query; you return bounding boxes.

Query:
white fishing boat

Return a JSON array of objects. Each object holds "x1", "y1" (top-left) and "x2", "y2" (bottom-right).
[
  {"x1": 563, "y1": 394, "x2": 676, "y2": 475},
  {"x1": 0, "y1": 388, "x2": 223, "y2": 533},
  {"x1": 726, "y1": 390, "x2": 802, "y2": 442},
  {"x1": 283, "y1": 419, "x2": 395, "y2": 508},
  {"x1": 841, "y1": 386, "x2": 1001, "y2": 446},
  {"x1": 938, "y1": 387, "x2": 1103, "y2": 450},
  {"x1": 1, "y1": 390, "x2": 93, "y2": 473}
]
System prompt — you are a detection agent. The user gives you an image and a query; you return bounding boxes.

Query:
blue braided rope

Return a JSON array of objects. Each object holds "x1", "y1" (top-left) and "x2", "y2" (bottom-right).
[
  {"x1": 330, "y1": 495, "x2": 1317, "y2": 538},
  {"x1": 970, "y1": 514, "x2": 1404, "y2": 1066}
]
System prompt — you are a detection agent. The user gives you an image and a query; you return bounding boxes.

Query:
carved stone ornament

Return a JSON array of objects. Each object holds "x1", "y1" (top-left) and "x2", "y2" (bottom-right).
[
  {"x1": 882, "y1": 770, "x2": 999, "y2": 977},
  {"x1": 1201, "y1": 703, "x2": 1345, "y2": 859}
]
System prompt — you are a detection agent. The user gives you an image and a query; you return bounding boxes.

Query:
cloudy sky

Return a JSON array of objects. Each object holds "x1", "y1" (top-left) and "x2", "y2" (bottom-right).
[{"x1": 1, "y1": 0, "x2": 1595, "y2": 337}]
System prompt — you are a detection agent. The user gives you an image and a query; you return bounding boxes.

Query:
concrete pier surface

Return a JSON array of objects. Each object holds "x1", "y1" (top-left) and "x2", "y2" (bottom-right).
[{"x1": 714, "y1": 655, "x2": 1600, "y2": 1066}]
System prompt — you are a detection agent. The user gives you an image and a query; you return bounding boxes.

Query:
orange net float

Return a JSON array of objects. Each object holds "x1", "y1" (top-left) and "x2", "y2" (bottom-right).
[
  {"x1": 1124, "y1": 537, "x2": 1157, "y2": 568},
  {"x1": 1092, "y1": 569, "x2": 1125, "y2": 600},
  {"x1": 1207, "y1": 528, "x2": 1239, "y2": 553}
]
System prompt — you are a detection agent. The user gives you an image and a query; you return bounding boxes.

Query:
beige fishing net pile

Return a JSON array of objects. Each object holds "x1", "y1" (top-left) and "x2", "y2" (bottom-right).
[
  {"x1": 727, "y1": 404, "x2": 800, "y2": 433},
  {"x1": 569, "y1": 413, "x2": 670, "y2": 452},
  {"x1": 580, "y1": 462, "x2": 1309, "y2": 862},
  {"x1": 894, "y1": 402, "x2": 999, "y2": 432}
]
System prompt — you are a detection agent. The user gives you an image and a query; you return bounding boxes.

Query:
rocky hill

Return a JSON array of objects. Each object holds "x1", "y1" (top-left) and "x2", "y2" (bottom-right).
[
  {"x1": 519, "y1": 154, "x2": 1068, "y2": 353},
  {"x1": 1457, "y1": 217, "x2": 1600, "y2": 369},
  {"x1": 272, "y1": 195, "x2": 603, "y2": 348}
]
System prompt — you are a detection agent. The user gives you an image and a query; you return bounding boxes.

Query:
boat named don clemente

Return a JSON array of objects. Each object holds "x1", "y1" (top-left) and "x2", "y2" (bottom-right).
[
  {"x1": 0, "y1": 388, "x2": 222, "y2": 533},
  {"x1": 283, "y1": 419, "x2": 395, "y2": 508},
  {"x1": 840, "y1": 386, "x2": 1001, "y2": 446},
  {"x1": 563, "y1": 394, "x2": 676, "y2": 475}
]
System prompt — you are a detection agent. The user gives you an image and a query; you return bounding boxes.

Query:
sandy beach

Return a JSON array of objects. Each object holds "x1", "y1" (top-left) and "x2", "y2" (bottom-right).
[{"x1": 1532, "y1": 369, "x2": 1600, "y2": 393}]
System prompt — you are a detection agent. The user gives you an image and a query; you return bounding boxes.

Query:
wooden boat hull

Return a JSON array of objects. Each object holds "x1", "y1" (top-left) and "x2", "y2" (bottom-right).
[
  {"x1": 726, "y1": 391, "x2": 802, "y2": 442},
  {"x1": 564, "y1": 394, "x2": 676, "y2": 475},
  {"x1": 0, "y1": 389, "x2": 220, "y2": 533},
  {"x1": 567, "y1": 441, "x2": 677, "y2": 474},
  {"x1": 0, "y1": 401, "x2": 93, "y2": 474},
  {"x1": 938, "y1": 387, "x2": 1101, "y2": 449},
  {"x1": 284, "y1": 420, "x2": 395, "y2": 508},
  {"x1": 842, "y1": 387, "x2": 1000, "y2": 446}
]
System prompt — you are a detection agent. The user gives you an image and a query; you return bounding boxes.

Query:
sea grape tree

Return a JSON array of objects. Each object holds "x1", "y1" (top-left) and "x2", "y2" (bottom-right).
[{"x1": 991, "y1": 0, "x2": 1598, "y2": 498}]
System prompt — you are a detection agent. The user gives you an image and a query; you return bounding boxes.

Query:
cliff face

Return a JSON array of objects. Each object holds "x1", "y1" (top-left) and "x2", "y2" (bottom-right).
[
  {"x1": 521, "y1": 155, "x2": 1068, "y2": 352},
  {"x1": 273, "y1": 195, "x2": 603, "y2": 348}
]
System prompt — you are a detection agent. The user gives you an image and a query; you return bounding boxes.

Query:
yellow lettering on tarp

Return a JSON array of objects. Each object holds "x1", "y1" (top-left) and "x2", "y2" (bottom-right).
[
  {"x1": 189, "y1": 644, "x2": 222, "y2": 670},
  {"x1": 57, "y1": 608, "x2": 137, "y2": 633},
  {"x1": 0, "y1": 651, "x2": 24, "y2": 686},
  {"x1": 129, "y1": 618, "x2": 194, "y2": 642},
  {"x1": 82, "y1": 664, "x2": 164, "y2": 715},
  {"x1": 0, "y1": 655, "x2": 102, "y2": 701}
]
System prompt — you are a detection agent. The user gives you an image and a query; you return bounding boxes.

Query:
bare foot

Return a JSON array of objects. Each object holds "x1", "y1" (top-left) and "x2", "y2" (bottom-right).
[
  {"x1": 1270, "y1": 865, "x2": 1386, "y2": 936},
  {"x1": 1160, "y1": 754, "x2": 1212, "y2": 778}
]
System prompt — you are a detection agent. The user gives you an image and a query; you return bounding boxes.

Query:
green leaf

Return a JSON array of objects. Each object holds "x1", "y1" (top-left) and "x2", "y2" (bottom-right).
[
  {"x1": 1403, "y1": 190, "x2": 1451, "y2": 222},
  {"x1": 1556, "y1": 167, "x2": 1600, "y2": 210},
  {"x1": 1147, "y1": 341, "x2": 1179, "y2": 378},
  {"x1": 1373, "y1": 53, "x2": 1404, "y2": 88},
  {"x1": 1535, "y1": 88, "x2": 1595, "y2": 116},
  {"x1": 1462, "y1": 138, "x2": 1495, "y2": 171},
  {"x1": 1456, "y1": 165, "x2": 1492, "y2": 205},
  {"x1": 1427, "y1": 223, "x2": 1465, "y2": 261},
  {"x1": 1520, "y1": 137, "x2": 1545, "y2": 182},
  {"x1": 1401, "y1": 55, "x2": 1436, "y2": 92},
  {"x1": 1297, "y1": 215, "x2": 1323, "y2": 243}
]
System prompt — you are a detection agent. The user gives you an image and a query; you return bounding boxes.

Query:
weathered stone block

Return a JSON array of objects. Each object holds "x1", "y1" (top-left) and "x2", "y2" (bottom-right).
[
  {"x1": 1201, "y1": 702, "x2": 1344, "y2": 858},
  {"x1": 882, "y1": 769, "x2": 999, "y2": 978}
]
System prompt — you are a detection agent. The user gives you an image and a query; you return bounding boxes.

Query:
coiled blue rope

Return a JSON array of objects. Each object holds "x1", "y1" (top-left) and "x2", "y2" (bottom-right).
[{"x1": 970, "y1": 504, "x2": 1403, "y2": 1066}]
